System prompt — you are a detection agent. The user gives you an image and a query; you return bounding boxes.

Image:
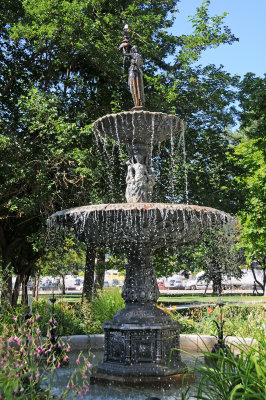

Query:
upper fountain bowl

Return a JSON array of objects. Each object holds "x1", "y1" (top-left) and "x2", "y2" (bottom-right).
[
  {"x1": 93, "y1": 110, "x2": 186, "y2": 146},
  {"x1": 48, "y1": 203, "x2": 232, "y2": 248}
]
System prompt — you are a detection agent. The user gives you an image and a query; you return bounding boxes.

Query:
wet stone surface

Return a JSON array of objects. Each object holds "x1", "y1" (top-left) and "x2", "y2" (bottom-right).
[
  {"x1": 93, "y1": 111, "x2": 186, "y2": 146},
  {"x1": 48, "y1": 203, "x2": 231, "y2": 248}
]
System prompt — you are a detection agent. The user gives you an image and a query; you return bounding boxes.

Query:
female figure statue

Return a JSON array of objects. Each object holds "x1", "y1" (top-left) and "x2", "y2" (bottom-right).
[{"x1": 119, "y1": 40, "x2": 145, "y2": 108}]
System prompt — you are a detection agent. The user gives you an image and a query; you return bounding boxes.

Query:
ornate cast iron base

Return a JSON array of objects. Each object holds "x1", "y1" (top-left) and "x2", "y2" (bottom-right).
[
  {"x1": 94, "y1": 318, "x2": 186, "y2": 380},
  {"x1": 92, "y1": 244, "x2": 186, "y2": 381}
]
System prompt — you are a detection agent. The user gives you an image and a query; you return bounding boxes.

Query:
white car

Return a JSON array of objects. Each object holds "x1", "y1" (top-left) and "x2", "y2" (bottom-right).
[{"x1": 185, "y1": 278, "x2": 212, "y2": 290}]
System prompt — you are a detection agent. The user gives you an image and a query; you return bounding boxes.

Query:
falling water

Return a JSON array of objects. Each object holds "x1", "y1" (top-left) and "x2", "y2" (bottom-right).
[{"x1": 182, "y1": 128, "x2": 189, "y2": 204}]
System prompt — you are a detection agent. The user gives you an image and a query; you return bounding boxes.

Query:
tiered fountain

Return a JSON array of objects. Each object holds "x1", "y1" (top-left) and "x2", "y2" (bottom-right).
[{"x1": 49, "y1": 26, "x2": 230, "y2": 383}]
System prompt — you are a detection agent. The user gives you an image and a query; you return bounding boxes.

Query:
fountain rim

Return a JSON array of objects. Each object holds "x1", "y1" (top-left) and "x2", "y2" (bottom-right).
[
  {"x1": 48, "y1": 202, "x2": 232, "y2": 219},
  {"x1": 92, "y1": 109, "x2": 187, "y2": 124}
]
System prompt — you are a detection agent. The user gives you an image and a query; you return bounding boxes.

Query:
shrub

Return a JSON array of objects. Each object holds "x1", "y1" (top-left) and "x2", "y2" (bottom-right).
[
  {"x1": 0, "y1": 314, "x2": 91, "y2": 399},
  {"x1": 183, "y1": 333, "x2": 266, "y2": 400},
  {"x1": 81, "y1": 288, "x2": 125, "y2": 334},
  {"x1": 171, "y1": 304, "x2": 265, "y2": 338},
  {"x1": 32, "y1": 299, "x2": 86, "y2": 336}
]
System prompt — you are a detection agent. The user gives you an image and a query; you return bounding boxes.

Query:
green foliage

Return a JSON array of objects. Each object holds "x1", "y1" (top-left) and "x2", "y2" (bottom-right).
[
  {"x1": 38, "y1": 232, "x2": 86, "y2": 277},
  {"x1": 178, "y1": 0, "x2": 238, "y2": 65},
  {"x1": 32, "y1": 299, "x2": 85, "y2": 336},
  {"x1": 81, "y1": 288, "x2": 125, "y2": 334},
  {"x1": 0, "y1": 313, "x2": 91, "y2": 399},
  {"x1": 154, "y1": 227, "x2": 242, "y2": 291},
  {"x1": 234, "y1": 138, "x2": 265, "y2": 265},
  {"x1": 230, "y1": 74, "x2": 266, "y2": 292},
  {"x1": 172, "y1": 304, "x2": 265, "y2": 338},
  {"x1": 185, "y1": 334, "x2": 266, "y2": 399},
  {"x1": 0, "y1": 0, "x2": 242, "y2": 307}
]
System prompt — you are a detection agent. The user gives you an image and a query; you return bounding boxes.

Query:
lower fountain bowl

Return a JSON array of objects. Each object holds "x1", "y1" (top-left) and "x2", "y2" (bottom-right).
[{"x1": 48, "y1": 203, "x2": 232, "y2": 248}]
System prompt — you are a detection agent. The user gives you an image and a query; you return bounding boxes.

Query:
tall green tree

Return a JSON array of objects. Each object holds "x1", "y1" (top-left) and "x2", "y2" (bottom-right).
[{"x1": 231, "y1": 74, "x2": 266, "y2": 294}]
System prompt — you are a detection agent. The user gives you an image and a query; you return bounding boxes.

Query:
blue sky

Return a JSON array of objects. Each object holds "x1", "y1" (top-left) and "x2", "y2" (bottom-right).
[{"x1": 171, "y1": 0, "x2": 266, "y2": 77}]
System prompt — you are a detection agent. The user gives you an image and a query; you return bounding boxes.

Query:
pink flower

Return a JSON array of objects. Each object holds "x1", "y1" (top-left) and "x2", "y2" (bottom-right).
[
  {"x1": 72, "y1": 384, "x2": 75, "y2": 389},
  {"x1": 12, "y1": 316, "x2": 17, "y2": 322},
  {"x1": 76, "y1": 359, "x2": 80, "y2": 364},
  {"x1": 35, "y1": 314, "x2": 40, "y2": 320},
  {"x1": 66, "y1": 385, "x2": 70, "y2": 390},
  {"x1": 63, "y1": 356, "x2": 68, "y2": 362},
  {"x1": 87, "y1": 363, "x2": 92, "y2": 368},
  {"x1": 13, "y1": 389, "x2": 18, "y2": 394},
  {"x1": 57, "y1": 362, "x2": 61, "y2": 368},
  {"x1": 20, "y1": 388, "x2": 24, "y2": 392},
  {"x1": 36, "y1": 328, "x2": 41, "y2": 335}
]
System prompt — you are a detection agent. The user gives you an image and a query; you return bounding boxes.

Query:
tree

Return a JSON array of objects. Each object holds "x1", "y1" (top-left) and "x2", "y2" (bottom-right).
[
  {"x1": 231, "y1": 74, "x2": 266, "y2": 294},
  {"x1": 0, "y1": 90, "x2": 105, "y2": 306},
  {"x1": 37, "y1": 233, "x2": 86, "y2": 294},
  {"x1": 197, "y1": 227, "x2": 242, "y2": 295},
  {"x1": 154, "y1": 225, "x2": 242, "y2": 296}
]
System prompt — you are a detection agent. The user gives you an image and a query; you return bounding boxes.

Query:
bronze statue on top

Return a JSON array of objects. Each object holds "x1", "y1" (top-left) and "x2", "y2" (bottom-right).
[{"x1": 119, "y1": 24, "x2": 145, "y2": 108}]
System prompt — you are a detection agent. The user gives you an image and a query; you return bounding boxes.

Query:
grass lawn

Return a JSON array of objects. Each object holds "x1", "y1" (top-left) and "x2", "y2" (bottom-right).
[
  {"x1": 158, "y1": 293, "x2": 266, "y2": 305},
  {"x1": 29, "y1": 292, "x2": 266, "y2": 306}
]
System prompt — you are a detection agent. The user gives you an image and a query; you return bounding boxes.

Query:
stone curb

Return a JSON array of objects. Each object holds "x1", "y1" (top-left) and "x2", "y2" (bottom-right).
[{"x1": 59, "y1": 334, "x2": 255, "y2": 353}]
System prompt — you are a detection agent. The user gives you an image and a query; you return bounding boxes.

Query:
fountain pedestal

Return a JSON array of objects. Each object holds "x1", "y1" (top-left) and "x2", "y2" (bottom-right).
[{"x1": 95, "y1": 244, "x2": 186, "y2": 381}]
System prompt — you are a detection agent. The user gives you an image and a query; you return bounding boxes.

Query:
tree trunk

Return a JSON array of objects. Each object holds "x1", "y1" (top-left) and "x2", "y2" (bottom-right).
[
  {"x1": 1, "y1": 254, "x2": 12, "y2": 309},
  {"x1": 94, "y1": 249, "x2": 106, "y2": 292},
  {"x1": 32, "y1": 276, "x2": 37, "y2": 298},
  {"x1": 35, "y1": 275, "x2": 40, "y2": 301},
  {"x1": 212, "y1": 276, "x2": 223, "y2": 295},
  {"x1": 251, "y1": 263, "x2": 265, "y2": 295},
  {"x1": 82, "y1": 245, "x2": 96, "y2": 301},
  {"x1": 61, "y1": 275, "x2": 66, "y2": 295},
  {"x1": 21, "y1": 274, "x2": 30, "y2": 306},
  {"x1": 12, "y1": 274, "x2": 23, "y2": 307}
]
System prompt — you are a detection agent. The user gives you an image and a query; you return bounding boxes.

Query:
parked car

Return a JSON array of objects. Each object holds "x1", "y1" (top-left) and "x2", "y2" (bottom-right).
[
  {"x1": 157, "y1": 280, "x2": 165, "y2": 289},
  {"x1": 104, "y1": 281, "x2": 110, "y2": 287},
  {"x1": 112, "y1": 279, "x2": 123, "y2": 287},
  {"x1": 168, "y1": 280, "x2": 185, "y2": 290},
  {"x1": 40, "y1": 282, "x2": 58, "y2": 290},
  {"x1": 185, "y1": 278, "x2": 212, "y2": 290}
]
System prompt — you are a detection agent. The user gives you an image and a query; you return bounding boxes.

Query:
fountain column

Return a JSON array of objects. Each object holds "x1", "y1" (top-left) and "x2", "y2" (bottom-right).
[
  {"x1": 113, "y1": 245, "x2": 169, "y2": 325},
  {"x1": 96, "y1": 241, "x2": 186, "y2": 381}
]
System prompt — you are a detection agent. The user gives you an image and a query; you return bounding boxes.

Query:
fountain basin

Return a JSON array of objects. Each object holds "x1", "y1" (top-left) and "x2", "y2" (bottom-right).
[
  {"x1": 48, "y1": 203, "x2": 231, "y2": 248},
  {"x1": 93, "y1": 110, "x2": 186, "y2": 146}
]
